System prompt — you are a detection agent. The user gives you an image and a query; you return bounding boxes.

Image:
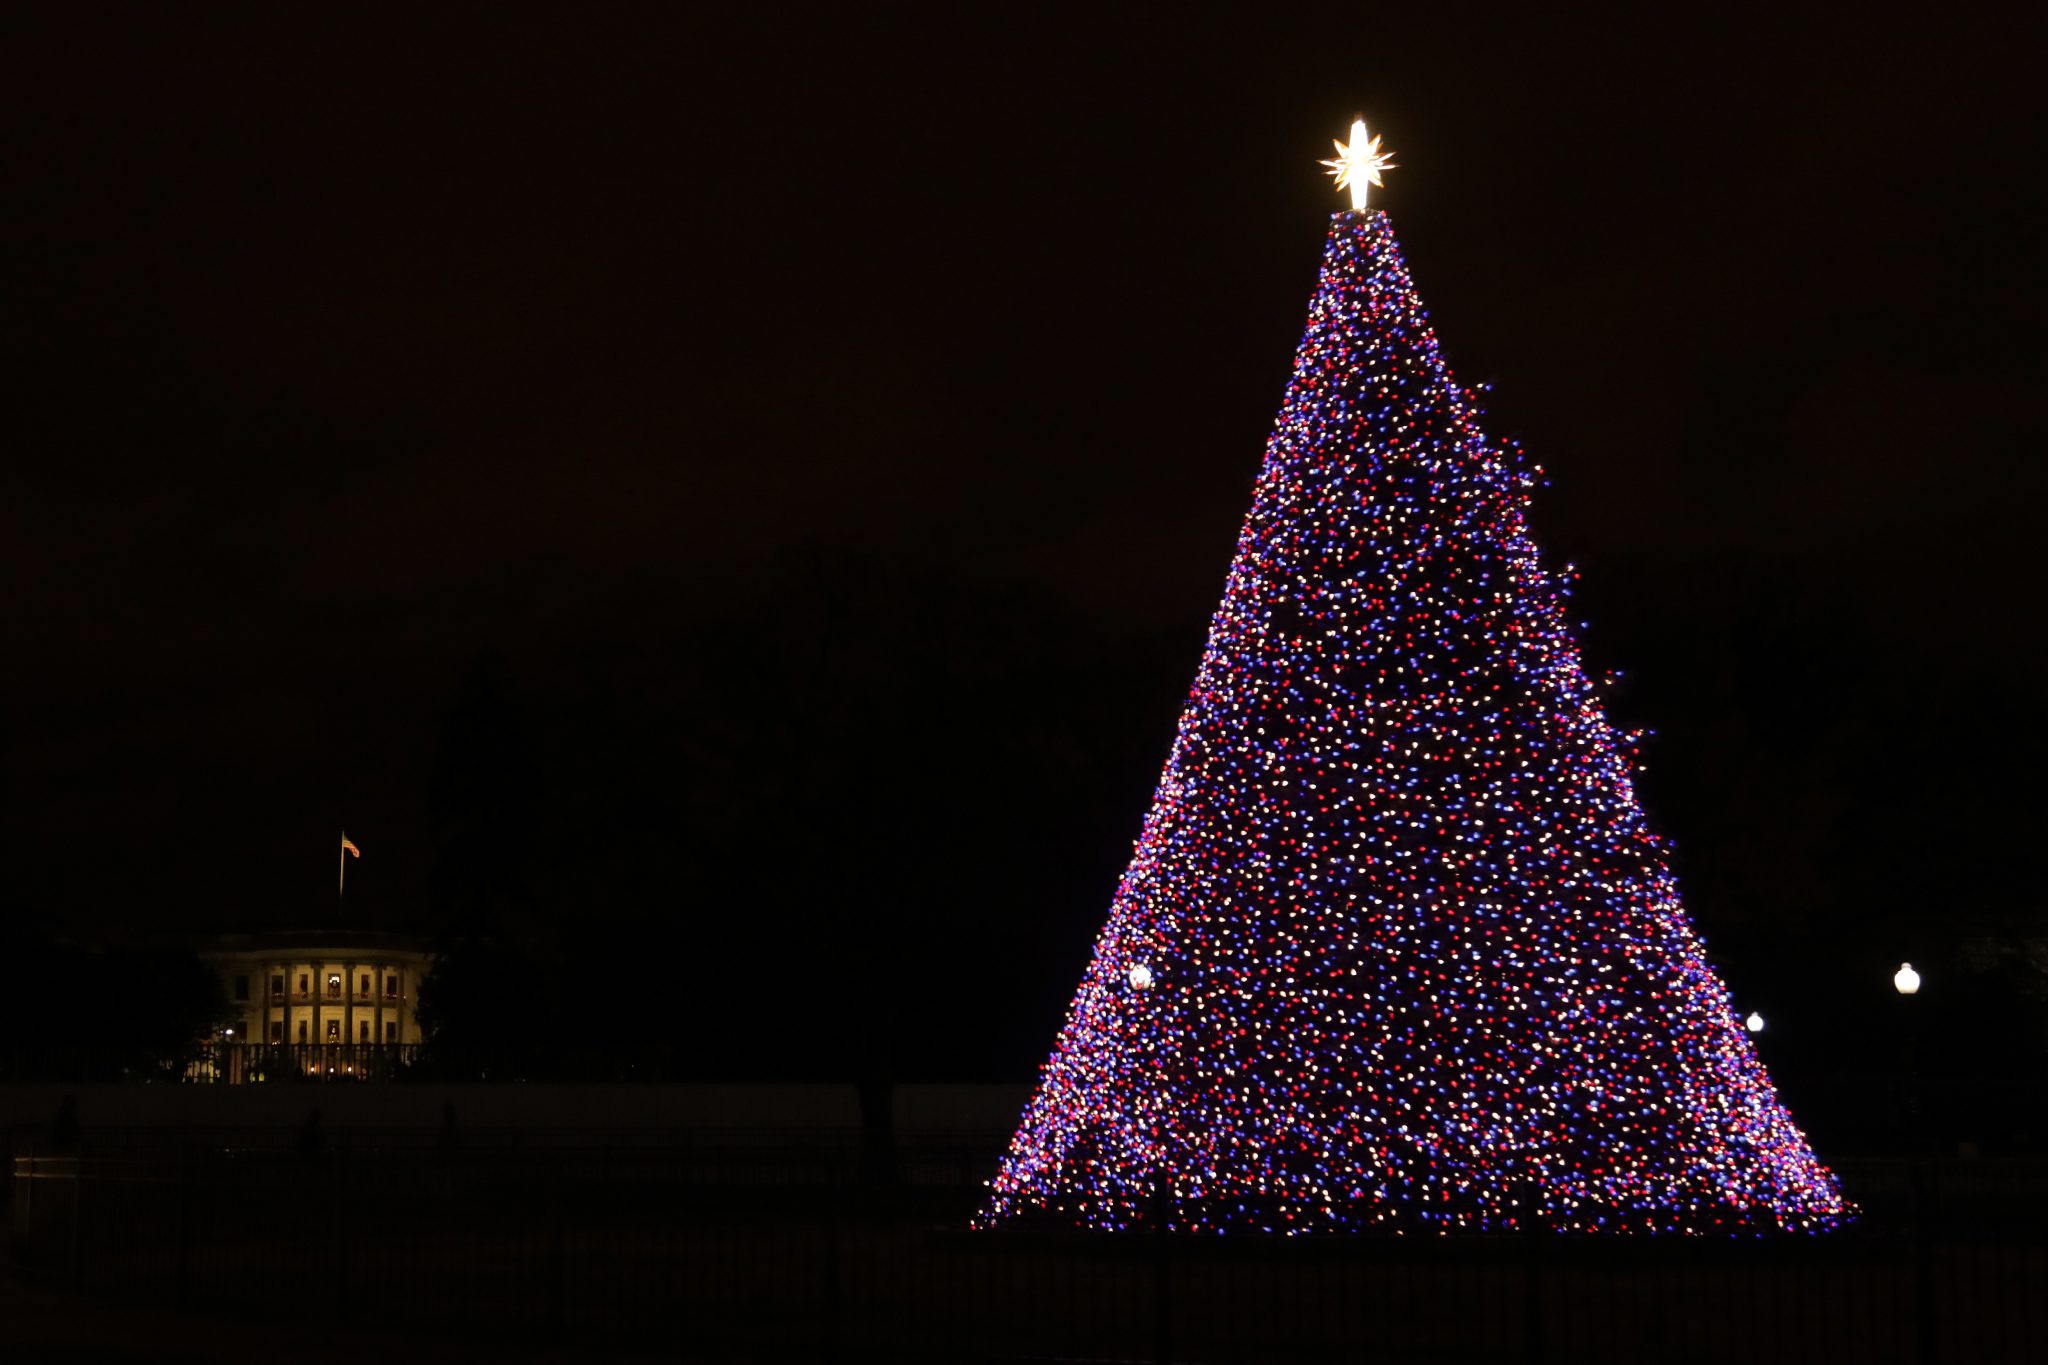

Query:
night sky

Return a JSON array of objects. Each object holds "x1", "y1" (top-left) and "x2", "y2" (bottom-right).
[{"x1": 5, "y1": 8, "x2": 2043, "y2": 1088}]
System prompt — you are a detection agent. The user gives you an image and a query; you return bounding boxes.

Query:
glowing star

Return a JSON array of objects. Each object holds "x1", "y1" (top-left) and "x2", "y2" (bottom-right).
[{"x1": 1321, "y1": 117, "x2": 1397, "y2": 211}]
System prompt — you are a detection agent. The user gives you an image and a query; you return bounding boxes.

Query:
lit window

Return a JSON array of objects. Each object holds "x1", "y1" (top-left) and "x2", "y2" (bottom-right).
[
  {"x1": 326, "y1": 974, "x2": 342, "y2": 1000},
  {"x1": 326, "y1": 1019, "x2": 340, "y2": 1041}
]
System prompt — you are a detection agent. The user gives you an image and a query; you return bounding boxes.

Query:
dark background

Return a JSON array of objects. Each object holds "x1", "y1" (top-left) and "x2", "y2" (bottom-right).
[{"x1": 2, "y1": 6, "x2": 2043, "y2": 1129}]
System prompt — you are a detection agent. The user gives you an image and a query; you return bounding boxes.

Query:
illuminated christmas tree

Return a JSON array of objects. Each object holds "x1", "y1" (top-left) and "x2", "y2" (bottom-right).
[{"x1": 978, "y1": 122, "x2": 1849, "y2": 1235}]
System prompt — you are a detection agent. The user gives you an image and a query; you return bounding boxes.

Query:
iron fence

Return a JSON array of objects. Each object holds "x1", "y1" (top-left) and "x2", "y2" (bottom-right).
[
  {"x1": 183, "y1": 1042, "x2": 426, "y2": 1083},
  {"x1": 7, "y1": 1130, "x2": 2044, "y2": 1363}
]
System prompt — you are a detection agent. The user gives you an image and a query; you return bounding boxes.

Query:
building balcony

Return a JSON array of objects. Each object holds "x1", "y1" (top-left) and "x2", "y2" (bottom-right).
[{"x1": 265, "y1": 999, "x2": 407, "y2": 1013}]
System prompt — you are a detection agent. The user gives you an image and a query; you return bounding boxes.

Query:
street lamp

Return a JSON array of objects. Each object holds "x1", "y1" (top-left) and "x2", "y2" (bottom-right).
[
  {"x1": 1744, "y1": 1011, "x2": 1765, "y2": 1034},
  {"x1": 1891, "y1": 957, "x2": 1936, "y2": 1360}
]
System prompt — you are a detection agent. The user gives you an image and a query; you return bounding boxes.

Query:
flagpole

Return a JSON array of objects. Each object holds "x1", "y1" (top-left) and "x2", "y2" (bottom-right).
[{"x1": 338, "y1": 831, "x2": 362, "y2": 915}]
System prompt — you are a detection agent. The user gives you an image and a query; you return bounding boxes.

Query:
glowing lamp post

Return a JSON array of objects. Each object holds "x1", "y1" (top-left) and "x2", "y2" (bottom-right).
[
  {"x1": 1891, "y1": 956, "x2": 1937, "y2": 1356},
  {"x1": 1744, "y1": 1012, "x2": 1765, "y2": 1034}
]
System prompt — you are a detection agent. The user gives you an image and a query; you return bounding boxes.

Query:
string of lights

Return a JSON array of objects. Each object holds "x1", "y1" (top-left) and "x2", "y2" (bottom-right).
[{"x1": 976, "y1": 205, "x2": 1849, "y2": 1236}]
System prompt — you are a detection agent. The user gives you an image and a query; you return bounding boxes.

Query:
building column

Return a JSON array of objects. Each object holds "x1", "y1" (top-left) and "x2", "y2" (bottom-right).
[
  {"x1": 374, "y1": 961, "x2": 385, "y2": 1049},
  {"x1": 344, "y1": 959, "x2": 355, "y2": 1057}
]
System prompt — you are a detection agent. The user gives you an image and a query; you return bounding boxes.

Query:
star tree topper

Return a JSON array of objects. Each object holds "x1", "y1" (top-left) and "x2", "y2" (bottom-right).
[{"x1": 1321, "y1": 116, "x2": 1397, "y2": 211}]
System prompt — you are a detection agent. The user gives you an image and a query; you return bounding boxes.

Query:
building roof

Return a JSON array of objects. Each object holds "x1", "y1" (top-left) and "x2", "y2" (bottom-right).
[{"x1": 195, "y1": 929, "x2": 432, "y2": 956}]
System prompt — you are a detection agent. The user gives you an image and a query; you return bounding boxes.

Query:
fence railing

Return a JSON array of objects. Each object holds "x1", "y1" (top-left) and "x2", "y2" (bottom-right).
[
  {"x1": 183, "y1": 1043, "x2": 425, "y2": 1084},
  {"x1": 8, "y1": 1133, "x2": 2045, "y2": 1363}
]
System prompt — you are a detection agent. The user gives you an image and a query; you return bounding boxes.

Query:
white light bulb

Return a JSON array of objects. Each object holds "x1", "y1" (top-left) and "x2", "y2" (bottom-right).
[
  {"x1": 1744, "y1": 1012, "x2": 1764, "y2": 1034},
  {"x1": 1893, "y1": 962, "x2": 1921, "y2": 996},
  {"x1": 1128, "y1": 963, "x2": 1155, "y2": 990}
]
